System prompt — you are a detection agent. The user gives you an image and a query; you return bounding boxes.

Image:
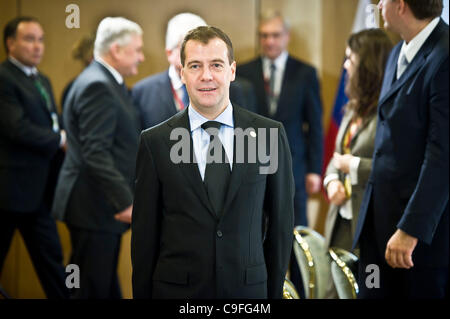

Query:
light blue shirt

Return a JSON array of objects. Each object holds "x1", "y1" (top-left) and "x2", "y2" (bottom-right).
[{"x1": 188, "y1": 103, "x2": 234, "y2": 181}]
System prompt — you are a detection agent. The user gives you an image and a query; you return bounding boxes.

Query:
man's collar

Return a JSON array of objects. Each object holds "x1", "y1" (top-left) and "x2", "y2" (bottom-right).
[
  {"x1": 168, "y1": 64, "x2": 184, "y2": 90},
  {"x1": 401, "y1": 17, "x2": 440, "y2": 64},
  {"x1": 8, "y1": 56, "x2": 38, "y2": 77},
  {"x1": 262, "y1": 50, "x2": 289, "y2": 69},
  {"x1": 95, "y1": 57, "x2": 124, "y2": 84},
  {"x1": 188, "y1": 102, "x2": 234, "y2": 132}
]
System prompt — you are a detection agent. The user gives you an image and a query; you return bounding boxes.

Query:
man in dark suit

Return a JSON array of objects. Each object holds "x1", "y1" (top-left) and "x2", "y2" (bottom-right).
[
  {"x1": 0, "y1": 16, "x2": 68, "y2": 298},
  {"x1": 52, "y1": 17, "x2": 144, "y2": 298},
  {"x1": 354, "y1": 0, "x2": 448, "y2": 298},
  {"x1": 131, "y1": 26, "x2": 295, "y2": 299},
  {"x1": 132, "y1": 12, "x2": 256, "y2": 130},
  {"x1": 237, "y1": 10, "x2": 323, "y2": 295}
]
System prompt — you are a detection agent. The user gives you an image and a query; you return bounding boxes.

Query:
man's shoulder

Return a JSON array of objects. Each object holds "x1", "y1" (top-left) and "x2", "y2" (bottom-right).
[
  {"x1": 133, "y1": 70, "x2": 169, "y2": 92},
  {"x1": 238, "y1": 57, "x2": 261, "y2": 71},
  {"x1": 287, "y1": 55, "x2": 317, "y2": 73},
  {"x1": 234, "y1": 104, "x2": 282, "y2": 129}
]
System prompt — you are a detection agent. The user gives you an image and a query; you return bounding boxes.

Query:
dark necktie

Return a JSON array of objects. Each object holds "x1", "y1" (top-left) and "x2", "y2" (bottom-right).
[
  {"x1": 268, "y1": 63, "x2": 277, "y2": 116},
  {"x1": 31, "y1": 73, "x2": 60, "y2": 132},
  {"x1": 202, "y1": 121, "x2": 231, "y2": 215}
]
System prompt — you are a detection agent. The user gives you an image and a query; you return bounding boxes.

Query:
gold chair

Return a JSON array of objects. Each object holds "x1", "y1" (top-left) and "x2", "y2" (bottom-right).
[
  {"x1": 283, "y1": 277, "x2": 300, "y2": 299},
  {"x1": 329, "y1": 247, "x2": 359, "y2": 299},
  {"x1": 293, "y1": 226, "x2": 331, "y2": 299}
]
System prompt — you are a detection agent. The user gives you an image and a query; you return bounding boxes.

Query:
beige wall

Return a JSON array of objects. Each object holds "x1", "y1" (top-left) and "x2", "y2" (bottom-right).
[{"x1": 1, "y1": 0, "x2": 381, "y2": 298}]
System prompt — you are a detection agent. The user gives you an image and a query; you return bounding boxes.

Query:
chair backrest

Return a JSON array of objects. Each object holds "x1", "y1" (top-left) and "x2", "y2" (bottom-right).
[
  {"x1": 293, "y1": 226, "x2": 331, "y2": 299},
  {"x1": 283, "y1": 277, "x2": 300, "y2": 299},
  {"x1": 329, "y1": 247, "x2": 359, "y2": 299}
]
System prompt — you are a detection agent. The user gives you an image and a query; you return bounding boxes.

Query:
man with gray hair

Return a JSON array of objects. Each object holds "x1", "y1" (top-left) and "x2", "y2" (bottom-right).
[
  {"x1": 132, "y1": 13, "x2": 207, "y2": 129},
  {"x1": 132, "y1": 12, "x2": 256, "y2": 130},
  {"x1": 52, "y1": 16, "x2": 144, "y2": 298}
]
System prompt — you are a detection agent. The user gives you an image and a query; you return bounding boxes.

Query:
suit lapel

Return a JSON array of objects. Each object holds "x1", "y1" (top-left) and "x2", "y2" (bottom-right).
[
  {"x1": 378, "y1": 20, "x2": 445, "y2": 107},
  {"x1": 254, "y1": 58, "x2": 270, "y2": 117},
  {"x1": 222, "y1": 106, "x2": 253, "y2": 215},
  {"x1": 350, "y1": 112, "x2": 375, "y2": 149},
  {"x1": 5, "y1": 60, "x2": 52, "y2": 115},
  {"x1": 275, "y1": 56, "x2": 294, "y2": 119},
  {"x1": 336, "y1": 111, "x2": 353, "y2": 153},
  {"x1": 160, "y1": 71, "x2": 178, "y2": 114},
  {"x1": 165, "y1": 109, "x2": 216, "y2": 218}
]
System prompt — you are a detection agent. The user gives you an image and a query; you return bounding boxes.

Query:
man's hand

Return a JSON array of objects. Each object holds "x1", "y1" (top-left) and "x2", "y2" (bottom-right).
[
  {"x1": 326, "y1": 180, "x2": 347, "y2": 206},
  {"x1": 60, "y1": 130, "x2": 67, "y2": 152},
  {"x1": 305, "y1": 173, "x2": 322, "y2": 195},
  {"x1": 385, "y1": 229, "x2": 418, "y2": 269},
  {"x1": 333, "y1": 152, "x2": 353, "y2": 174},
  {"x1": 114, "y1": 205, "x2": 133, "y2": 224}
]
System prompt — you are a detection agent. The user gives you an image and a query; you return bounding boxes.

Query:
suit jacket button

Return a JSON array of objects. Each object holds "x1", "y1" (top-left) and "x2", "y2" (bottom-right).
[{"x1": 217, "y1": 230, "x2": 223, "y2": 238}]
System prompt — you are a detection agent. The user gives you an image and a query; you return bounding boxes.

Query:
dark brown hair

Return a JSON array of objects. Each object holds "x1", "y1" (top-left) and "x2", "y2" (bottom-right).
[
  {"x1": 3, "y1": 16, "x2": 40, "y2": 54},
  {"x1": 345, "y1": 28, "x2": 393, "y2": 119},
  {"x1": 180, "y1": 26, "x2": 234, "y2": 66},
  {"x1": 403, "y1": 0, "x2": 443, "y2": 20}
]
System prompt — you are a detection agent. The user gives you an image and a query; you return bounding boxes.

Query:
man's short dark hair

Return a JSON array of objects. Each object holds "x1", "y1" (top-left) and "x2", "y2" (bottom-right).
[
  {"x1": 3, "y1": 16, "x2": 40, "y2": 54},
  {"x1": 404, "y1": 0, "x2": 443, "y2": 20},
  {"x1": 180, "y1": 26, "x2": 234, "y2": 66}
]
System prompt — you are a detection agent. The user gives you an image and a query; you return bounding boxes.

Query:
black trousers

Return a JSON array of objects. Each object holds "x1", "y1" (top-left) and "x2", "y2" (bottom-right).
[
  {"x1": 68, "y1": 225, "x2": 122, "y2": 299},
  {"x1": 0, "y1": 206, "x2": 69, "y2": 299},
  {"x1": 357, "y1": 201, "x2": 449, "y2": 299}
]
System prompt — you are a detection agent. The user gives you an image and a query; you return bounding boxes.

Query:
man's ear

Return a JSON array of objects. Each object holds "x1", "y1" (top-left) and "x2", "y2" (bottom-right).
[
  {"x1": 109, "y1": 42, "x2": 121, "y2": 60},
  {"x1": 180, "y1": 66, "x2": 186, "y2": 84},
  {"x1": 230, "y1": 61, "x2": 236, "y2": 82},
  {"x1": 6, "y1": 37, "x2": 15, "y2": 54},
  {"x1": 398, "y1": 0, "x2": 407, "y2": 15}
]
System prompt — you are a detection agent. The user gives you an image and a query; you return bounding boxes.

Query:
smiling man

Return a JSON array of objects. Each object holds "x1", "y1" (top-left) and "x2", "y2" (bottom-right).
[
  {"x1": 131, "y1": 26, "x2": 295, "y2": 299},
  {"x1": 52, "y1": 17, "x2": 144, "y2": 298}
]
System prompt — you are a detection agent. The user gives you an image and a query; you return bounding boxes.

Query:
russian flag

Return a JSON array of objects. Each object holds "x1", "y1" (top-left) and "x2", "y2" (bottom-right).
[{"x1": 322, "y1": 0, "x2": 377, "y2": 178}]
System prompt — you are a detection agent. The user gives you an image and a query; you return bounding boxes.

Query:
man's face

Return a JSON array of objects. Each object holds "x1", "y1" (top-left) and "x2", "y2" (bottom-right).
[
  {"x1": 181, "y1": 38, "x2": 236, "y2": 116},
  {"x1": 113, "y1": 33, "x2": 145, "y2": 77},
  {"x1": 259, "y1": 17, "x2": 289, "y2": 60},
  {"x1": 7, "y1": 21, "x2": 44, "y2": 67},
  {"x1": 378, "y1": 0, "x2": 401, "y2": 32},
  {"x1": 166, "y1": 43, "x2": 182, "y2": 76}
]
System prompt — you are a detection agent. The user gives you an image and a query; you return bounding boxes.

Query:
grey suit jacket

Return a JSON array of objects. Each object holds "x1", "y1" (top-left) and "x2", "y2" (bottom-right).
[
  {"x1": 52, "y1": 61, "x2": 141, "y2": 233},
  {"x1": 324, "y1": 110, "x2": 377, "y2": 248}
]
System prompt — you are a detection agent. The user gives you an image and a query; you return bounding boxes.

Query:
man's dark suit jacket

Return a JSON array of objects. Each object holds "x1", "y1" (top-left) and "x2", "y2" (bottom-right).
[
  {"x1": 354, "y1": 20, "x2": 449, "y2": 270},
  {"x1": 52, "y1": 61, "x2": 141, "y2": 234},
  {"x1": 237, "y1": 56, "x2": 323, "y2": 225},
  {"x1": 131, "y1": 105, "x2": 295, "y2": 299},
  {"x1": 132, "y1": 70, "x2": 256, "y2": 130},
  {"x1": 0, "y1": 59, "x2": 62, "y2": 212}
]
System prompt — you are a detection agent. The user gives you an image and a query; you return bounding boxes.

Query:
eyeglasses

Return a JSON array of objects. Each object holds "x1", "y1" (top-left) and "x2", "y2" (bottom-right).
[{"x1": 259, "y1": 32, "x2": 284, "y2": 40}]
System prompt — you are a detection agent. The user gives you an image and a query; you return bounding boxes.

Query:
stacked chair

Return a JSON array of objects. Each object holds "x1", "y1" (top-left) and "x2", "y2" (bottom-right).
[{"x1": 292, "y1": 226, "x2": 359, "y2": 299}]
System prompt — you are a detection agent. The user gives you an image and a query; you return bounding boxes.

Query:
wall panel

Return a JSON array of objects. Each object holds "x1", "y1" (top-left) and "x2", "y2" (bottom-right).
[{"x1": 1, "y1": 0, "x2": 378, "y2": 298}]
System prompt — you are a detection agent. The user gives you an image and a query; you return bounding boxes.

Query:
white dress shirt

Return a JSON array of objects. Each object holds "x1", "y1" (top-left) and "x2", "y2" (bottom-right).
[
  {"x1": 189, "y1": 103, "x2": 234, "y2": 181},
  {"x1": 168, "y1": 65, "x2": 189, "y2": 111},
  {"x1": 397, "y1": 17, "x2": 440, "y2": 79},
  {"x1": 262, "y1": 51, "x2": 288, "y2": 115},
  {"x1": 9, "y1": 56, "x2": 38, "y2": 76},
  {"x1": 96, "y1": 57, "x2": 124, "y2": 84}
]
